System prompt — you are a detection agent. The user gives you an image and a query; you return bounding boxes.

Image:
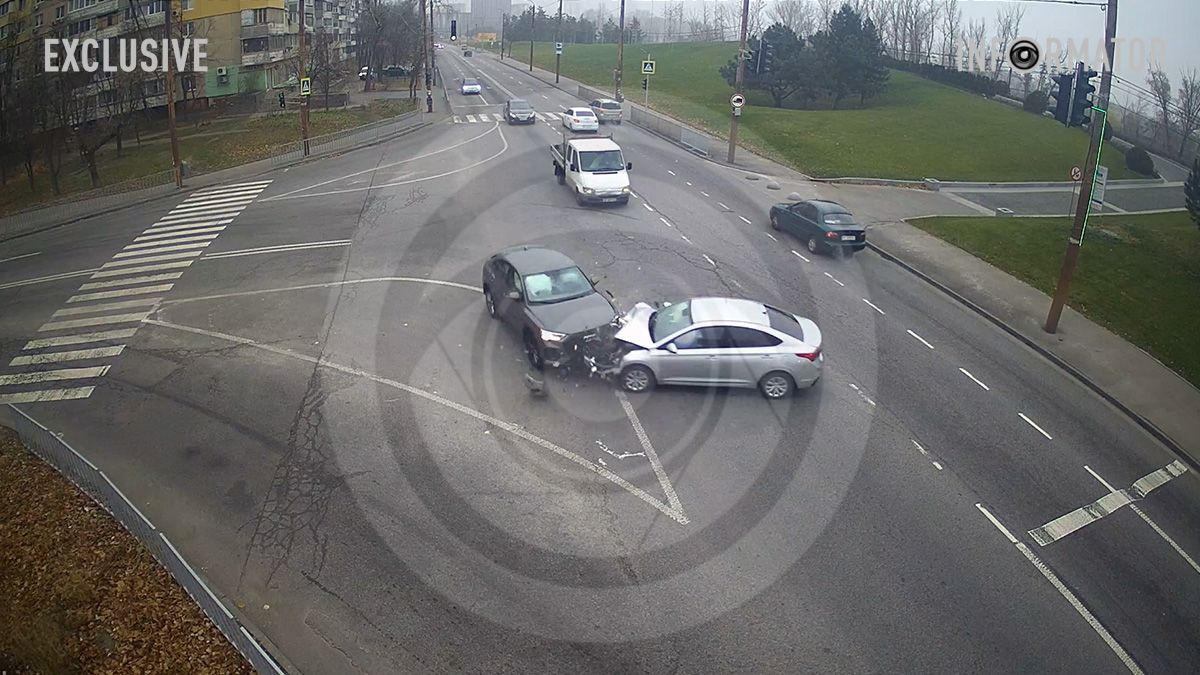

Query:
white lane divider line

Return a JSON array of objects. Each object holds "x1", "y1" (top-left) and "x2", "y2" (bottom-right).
[
  {"x1": 667, "y1": 170, "x2": 676, "y2": 176},
  {"x1": 1018, "y1": 412, "x2": 1053, "y2": 440},
  {"x1": 685, "y1": 181, "x2": 692, "y2": 186},
  {"x1": 717, "y1": 202, "x2": 729, "y2": 210},
  {"x1": 823, "y1": 272, "x2": 845, "y2": 287},
  {"x1": 1029, "y1": 461, "x2": 1188, "y2": 547},
  {"x1": 700, "y1": 191, "x2": 709, "y2": 197},
  {"x1": 0, "y1": 252, "x2": 40, "y2": 265},
  {"x1": 0, "y1": 269, "x2": 100, "y2": 291},
  {"x1": 847, "y1": 383, "x2": 876, "y2": 407},
  {"x1": 659, "y1": 216, "x2": 673, "y2": 228},
  {"x1": 202, "y1": 240, "x2": 353, "y2": 261},
  {"x1": 911, "y1": 440, "x2": 944, "y2": 471},
  {"x1": 0, "y1": 365, "x2": 111, "y2": 385},
  {"x1": 1084, "y1": 465, "x2": 1200, "y2": 575},
  {"x1": 616, "y1": 391, "x2": 687, "y2": 521},
  {"x1": 792, "y1": 250, "x2": 810, "y2": 263},
  {"x1": 958, "y1": 367, "x2": 990, "y2": 391},
  {"x1": 10, "y1": 345, "x2": 126, "y2": 366},
  {"x1": 862, "y1": 298, "x2": 885, "y2": 315},
  {"x1": 643, "y1": 203, "x2": 655, "y2": 212},
  {"x1": 907, "y1": 329, "x2": 934, "y2": 349},
  {"x1": 0, "y1": 387, "x2": 96, "y2": 405},
  {"x1": 738, "y1": 215, "x2": 752, "y2": 225},
  {"x1": 24, "y1": 328, "x2": 139, "y2": 349},
  {"x1": 680, "y1": 234, "x2": 691, "y2": 243},
  {"x1": 702, "y1": 254, "x2": 716, "y2": 267},
  {"x1": 68, "y1": 284, "x2": 174, "y2": 303},
  {"x1": 975, "y1": 503, "x2": 1144, "y2": 674},
  {"x1": 765, "y1": 232, "x2": 777, "y2": 241}
]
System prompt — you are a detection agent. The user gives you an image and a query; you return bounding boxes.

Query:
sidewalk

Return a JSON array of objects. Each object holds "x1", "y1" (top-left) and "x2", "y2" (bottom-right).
[{"x1": 869, "y1": 220, "x2": 1200, "y2": 468}]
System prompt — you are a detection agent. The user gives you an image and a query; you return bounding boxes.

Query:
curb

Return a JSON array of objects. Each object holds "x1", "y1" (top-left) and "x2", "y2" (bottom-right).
[
  {"x1": 865, "y1": 239, "x2": 1199, "y2": 472},
  {"x1": 0, "y1": 117, "x2": 434, "y2": 245}
]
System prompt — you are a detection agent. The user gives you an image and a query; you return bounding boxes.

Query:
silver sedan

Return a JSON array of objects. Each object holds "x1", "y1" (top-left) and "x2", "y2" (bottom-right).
[{"x1": 612, "y1": 297, "x2": 823, "y2": 399}]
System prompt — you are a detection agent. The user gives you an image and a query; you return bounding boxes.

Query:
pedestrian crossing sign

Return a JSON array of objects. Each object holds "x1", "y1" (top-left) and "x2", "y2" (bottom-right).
[
  {"x1": 299, "y1": 77, "x2": 311, "y2": 96},
  {"x1": 642, "y1": 60, "x2": 655, "y2": 75}
]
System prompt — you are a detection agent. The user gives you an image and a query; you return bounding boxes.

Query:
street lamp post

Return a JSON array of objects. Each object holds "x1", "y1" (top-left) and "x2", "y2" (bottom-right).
[
  {"x1": 529, "y1": 5, "x2": 535, "y2": 72},
  {"x1": 615, "y1": 0, "x2": 626, "y2": 100},
  {"x1": 555, "y1": 0, "x2": 563, "y2": 83},
  {"x1": 727, "y1": 0, "x2": 750, "y2": 164}
]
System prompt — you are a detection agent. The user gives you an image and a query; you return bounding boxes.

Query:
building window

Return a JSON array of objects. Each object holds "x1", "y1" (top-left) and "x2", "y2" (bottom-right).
[
  {"x1": 143, "y1": 78, "x2": 165, "y2": 96},
  {"x1": 55, "y1": 5, "x2": 64, "y2": 19},
  {"x1": 181, "y1": 20, "x2": 193, "y2": 36},
  {"x1": 67, "y1": 18, "x2": 93, "y2": 35},
  {"x1": 0, "y1": 2, "x2": 10, "y2": 17},
  {"x1": 254, "y1": 8, "x2": 267, "y2": 23},
  {"x1": 181, "y1": 74, "x2": 195, "y2": 92},
  {"x1": 124, "y1": 0, "x2": 165, "y2": 20},
  {"x1": 19, "y1": 0, "x2": 25, "y2": 10},
  {"x1": 242, "y1": 36, "x2": 267, "y2": 53},
  {"x1": 69, "y1": 0, "x2": 98, "y2": 12},
  {"x1": 181, "y1": 0, "x2": 192, "y2": 9},
  {"x1": 34, "y1": 12, "x2": 42, "y2": 26},
  {"x1": 99, "y1": 88, "x2": 116, "y2": 105}
]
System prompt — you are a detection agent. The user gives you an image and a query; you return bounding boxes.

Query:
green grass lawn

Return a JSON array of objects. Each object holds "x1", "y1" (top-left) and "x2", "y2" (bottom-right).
[
  {"x1": 501, "y1": 41, "x2": 1132, "y2": 182},
  {"x1": 0, "y1": 99, "x2": 416, "y2": 214},
  {"x1": 911, "y1": 212, "x2": 1200, "y2": 387}
]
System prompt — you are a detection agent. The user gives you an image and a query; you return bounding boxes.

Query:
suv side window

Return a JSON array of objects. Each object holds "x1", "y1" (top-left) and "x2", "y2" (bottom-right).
[
  {"x1": 727, "y1": 327, "x2": 782, "y2": 348},
  {"x1": 504, "y1": 264, "x2": 523, "y2": 294},
  {"x1": 590, "y1": 99, "x2": 599, "y2": 108},
  {"x1": 673, "y1": 327, "x2": 729, "y2": 350}
]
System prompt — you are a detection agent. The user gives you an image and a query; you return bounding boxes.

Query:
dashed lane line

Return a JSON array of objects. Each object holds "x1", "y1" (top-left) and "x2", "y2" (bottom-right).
[
  {"x1": 958, "y1": 367, "x2": 990, "y2": 391},
  {"x1": 907, "y1": 329, "x2": 934, "y2": 349},
  {"x1": 791, "y1": 250, "x2": 810, "y2": 263},
  {"x1": 1018, "y1": 412, "x2": 1053, "y2": 440},
  {"x1": 738, "y1": 216, "x2": 752, "y2": 224},
  {"x1": 765, "y1": 232, "x2": 777, "y2": 241},
  {"x1": 823, "y1": 272, "x2": 845, "y2": 287},
  {"x1": 702, "y1": 254, "x2": 717, "y2": 267},
  {"x1": 862, "y1": 298, "x2": 885, "y2": 315},
  {"x1": 659, "y1": 216, "x2": 673, "y2": 228}
]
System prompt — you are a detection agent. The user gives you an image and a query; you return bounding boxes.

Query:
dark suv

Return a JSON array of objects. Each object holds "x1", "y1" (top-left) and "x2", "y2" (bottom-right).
[{"x1": 482, "y1": 246, "x2": 618, "y2": 369}]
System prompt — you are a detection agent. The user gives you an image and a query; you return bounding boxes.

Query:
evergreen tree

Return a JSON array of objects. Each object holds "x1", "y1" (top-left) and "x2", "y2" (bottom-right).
[{"x1": 1186, "y1": 156, "x2": 1200, "y2": 229}]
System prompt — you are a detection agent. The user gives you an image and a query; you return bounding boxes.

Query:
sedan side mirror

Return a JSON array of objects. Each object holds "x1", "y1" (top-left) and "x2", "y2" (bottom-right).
[
  {"x1": 665, "y1": 343, "x2": 678, "y2": 354},
  {"x1": 626, "y1": 162, "x2": 633, "y2": 171},
  {"x1": 505, "y1": 290, "x2": 521, "y2": 301}
]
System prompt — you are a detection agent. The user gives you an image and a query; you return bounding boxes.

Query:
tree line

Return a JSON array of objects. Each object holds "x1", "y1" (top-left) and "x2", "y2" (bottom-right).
[{"x1": 501, "y1": 7, "x2": 647, "y2": 47}]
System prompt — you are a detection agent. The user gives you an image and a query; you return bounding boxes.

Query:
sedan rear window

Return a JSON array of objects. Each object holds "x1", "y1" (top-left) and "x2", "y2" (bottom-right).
[
  {"x1": 575, "y1": 109, "x2": 595, "y2": 117},
  {"x1": 600, "y1": 102, "x2": 621, "y2": 110},
  {"x1": 765, "y1": 306, "x2": 806, "y2": 341},
  {"x1": 823, "y1": 213, "x2": 856, "y2": 225}
]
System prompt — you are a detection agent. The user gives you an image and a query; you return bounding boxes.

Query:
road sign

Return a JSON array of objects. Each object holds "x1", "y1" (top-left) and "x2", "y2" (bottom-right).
[
  {"x1": 730, "y1": 93, "x2": 745, "y2": 108},
  {"x1": 642, "y1": 60, "x2": 655, "y2": 75},
  {"x1": 555, "y1": 42, "x2": 563, "y2": 55},
  {"x1": 1070, "y1": 165, "x2": 1082, "y2": 181},
  {"x1": 1089, "y1": 165, "x2": 1108, "y2": 212},
  {"x1": 299, "y1": 77, "x2": 311, "y2": 97}
]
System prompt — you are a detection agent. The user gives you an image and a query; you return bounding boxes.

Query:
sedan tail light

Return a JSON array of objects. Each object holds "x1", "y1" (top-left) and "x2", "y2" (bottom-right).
[
  {"x1": 825, "y1": 231, "x2": 839, "y2": 240},
  {"x1": 795, "y1": 349, "x2": 821, "y2": 361}
]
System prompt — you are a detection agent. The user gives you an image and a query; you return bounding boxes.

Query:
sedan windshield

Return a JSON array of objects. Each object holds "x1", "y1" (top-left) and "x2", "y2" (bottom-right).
[
  {"x1": 578, "y1": 150, "x2": 625, "y2": 172},
  {"x1": 649, "y1": 301, "x2": 693, "y2": 342},
  {"x1": 464, "y1": 79, "x2": 478, "y2": 86},
  {"x1": 522, "y1": 266, "x2": 593, "y2": 304}
]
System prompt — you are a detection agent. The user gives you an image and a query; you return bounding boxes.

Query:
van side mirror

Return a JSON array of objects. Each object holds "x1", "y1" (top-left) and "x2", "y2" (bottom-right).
[
  {"x1": 665, "y1": 343, "x2": 678, "y2": 354},
  {"x1": 626, "y1": 162, "x2": 633, "y2": 170},
  {"x1": 569, "y1": 163, "x2": 578, "y2": 172}
]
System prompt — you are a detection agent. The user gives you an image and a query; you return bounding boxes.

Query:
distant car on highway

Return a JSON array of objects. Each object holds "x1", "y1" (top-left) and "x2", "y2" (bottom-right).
[
  {"x1": 561, "y1": 106, "x2": 599, "y2": 132},
  {"x1": 589, "y1": 98, "x2": 622, "y2": 124},
  {"x1": 769, "y1": 199, "x2": 866, "y2": 257},
  {"x1": 612, "y1": 297, "x2": 823, "y2": 399},
  {"x1": 464, "y1": 49, "x2": 473, "y2": 57},
  {"x1": 460, "y1": 77, "x2": 482, "y2": 95},
  {"x1": 482, "y1": 246, "x2": 618, "y2": 370},
  {"x1": 504, "y1": 98, "x2": 536, "y2": 124},
  {"x1": 358, "y1": 66, "x2": 373, "y2": 80}
]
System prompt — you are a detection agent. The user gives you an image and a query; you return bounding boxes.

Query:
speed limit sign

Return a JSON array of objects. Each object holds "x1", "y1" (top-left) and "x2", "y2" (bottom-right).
[{"x1": 1070, "y1": 166, "x2": 1082, "y2": 181}]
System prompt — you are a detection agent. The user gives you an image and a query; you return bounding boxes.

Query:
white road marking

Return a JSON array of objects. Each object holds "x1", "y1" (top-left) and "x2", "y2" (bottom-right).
[
  {"x1": 974, "y1": 502, "x2": 1143, "y2": 674},
  {"x1": 453, "y1": 115, "x2": 464, "y2": 123},
  {"x1": 136, "y1": 225, "x2": 226, "y2": 242},
  {"x1": 165, "y1": 196, "x2": 255, "y2": 214},
  {"x1": 659, "y1": 216, "x2": 673, "y2": 227},
  {"x1": 680, "y1": 234, "x2": 691, "y2": 243},
  {"x1": 738, "y1": 215, "x2": 752, "y2": 224},
  {"x1": 616, "y1": 391, "x2": 687, "y2": 521},
  {"x1": 467, "y1": 114, "x2": 478, "y2": 122},
  {"x1": 0, "y1": 365, "x2": 110, "y2": 385},
  {"x1": 39, "y1": 311, "x2": 152, "y2": 332},
  {"x1": 177, "y1": 190, "x2": 263, "y2": 207},
  {"x1": 642, "y1": 203, "x2": 655, "y2": 212},
  {"x1": 1030, "y1": 461, "x2": 1188, "y2": 546},
  {"x1": 157, "y1": 276, "x2": 482, "y2": 307},
  {"x1": 912, "y1": 440, "x2": 944, "y2": 470},
  {"x1": 958, "y1": 367, "x2": 989, "y2": 390},
  {"x1": 147, "y1": 317, "x2": 688, "y2": 525},
  {"x1": 10, "y1": 345, "x2": 125, "y2": 366},
  {"x1": 0, "y1": 387, "x2": 96, "y2": 405},
  {"x1": 862, "y1": 298, "x2": 885, "y2": 315},
  {"x1": 52, "y1": 297, "x2": 161, "y2": 318},
  {"x1": 823, "y1": 272, "x2": 845, "y2": 287},
  {"x1": 702, "y1": 254, "x2": 716, "y2": 267},
  {"x1": 1018, "y1": 412, "x2": 1053, "y2": 439},
  {"x1": 152, "y1": 209, "x2": 246, "y2": 225},
  {"x1": 847, "y1": 383, "x2": 876, "y2": 407},
  {"x1": 717, "y1": 202, "x2": 729, "y2": 210},
  {"x1": 124, "y1": 233, "x2": 221, "y2": 250},
  {"x1": 202, "y1": 240, "x2": 352, "y2": 260},
  {"x1": 114, "y1": 241, "x2": 212, "y2": 258},
  {"x1": 89, "y1": 260, "x2": 194, "y2": 278},
  {"x1": 765, "y1": 232, "x2": 777, "y2": 241},
  {"x1": 68, "y1": 284, "x2": 174, "y2": 303},
  {"x1": 542, "y1": 94, "x2": 549, "y2": 99},
  {"x1": 79, "y1": 272, "x2": 183, "y2": 290},
  {"x1": 907, "y1": 329, "x2": 936, "y2": 348},
  {"x1": 931, "y1": 461, "x2": 944, "y2": 470},
  {"x1": 1084, "y1": 465, "x2": 1200, "y2": 574},
  {"x1": 192, "y1": 180, "x2": 272, "y2": 196},
  {"x1": 185, "y1": 186, "x2": 267, "y2": 201},
  {"x1": 685, "y1": 181, "x2": 692, "y2": 186},
  {"x1": 0, "y1": 269, "x2": 99, "y2": 291},
  {"x1": 0, "y1": 252, "x2": 40, "y2": 264},
  {"x1": 700, "y1": 191, "x2": 709, "y2": 197},
  {"x1": 145, "y1": 218, "x2": 237, "y2": 232},
  {"x1": 667, "y1": 170, "x2": 676, "y2": 176},
  {"x1": 100, "y1": 251, "x2": 204, "y2": 269},
  {"x1": 24, "y1": 328, "x2": 138, "y2": 349},
  {"x1": 791, "y1": 250, "x2": 809, "y2": 263}
]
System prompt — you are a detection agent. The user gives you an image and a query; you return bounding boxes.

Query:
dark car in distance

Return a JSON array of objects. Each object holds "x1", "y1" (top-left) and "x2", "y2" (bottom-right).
[
  {"x1": 769, "y1": 199, "x2": 867, "y2": 257},
  {"x1": 504, "y1": 98, "x2": 536, "y2": 124},
  {"x1": 482, "y1": 246, "x2": 618, "y2": 369}
]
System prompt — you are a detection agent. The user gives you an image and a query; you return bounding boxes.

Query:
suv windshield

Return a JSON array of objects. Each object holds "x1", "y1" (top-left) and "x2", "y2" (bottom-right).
[
  {"x1": 509, "y1": 100, "x2": 531, "y2": 110},
  {"x1": 522, "y1": 266, "x2": 593, "y2": 304},
  {"x1": 649, "y1": 301, "x2": 693, "y2": 342},
  {"x1": 578, "y1": 150, "x2": 624, "y2": 172}
]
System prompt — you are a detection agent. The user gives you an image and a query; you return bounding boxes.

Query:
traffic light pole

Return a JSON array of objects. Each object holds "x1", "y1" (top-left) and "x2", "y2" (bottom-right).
[
  {"x1": 727, "y1": 0, "x2": 750, "y2": 164},
  {"x1": 644, "y1": 52, "x2": 650, "y2": 106},
  {"x1": 298, "y1": 0, "x2": 311, "y2": 156},
  {"x1": 528, "y1": 8, "x2": 534, "y2": 73},
  {"x1": 615, "y1": 0, "x2": 626, "y2": 100},
  {"x1": 555, "y1": 0, "x2": 563, "y2": 84},
  {"x1": 1044, "y1": 0, "x2": 1118, "y2": 333}
]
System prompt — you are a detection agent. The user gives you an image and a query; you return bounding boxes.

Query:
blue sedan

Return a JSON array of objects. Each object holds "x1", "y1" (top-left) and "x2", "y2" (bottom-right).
[{"x1": 769, "y1": 199, "x2": 867, "y2": 257}]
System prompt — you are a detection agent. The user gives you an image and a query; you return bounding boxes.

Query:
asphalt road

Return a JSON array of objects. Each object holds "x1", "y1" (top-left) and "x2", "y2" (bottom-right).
[{"x1": 1, "y1": 47, "x2": 1198, "y2": 674}]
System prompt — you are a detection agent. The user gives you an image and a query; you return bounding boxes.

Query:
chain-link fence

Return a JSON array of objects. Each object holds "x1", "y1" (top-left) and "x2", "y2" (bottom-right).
[{"x1": 6, "y1": 404, "x2": 287, "y2": 675}]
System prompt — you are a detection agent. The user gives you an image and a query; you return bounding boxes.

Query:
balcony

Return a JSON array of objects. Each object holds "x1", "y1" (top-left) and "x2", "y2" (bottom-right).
[
  {"x1": 241, "y1": 21, "x2": 288, "y2": 39},
  {"x1": 241, "y1": 49, "x2": 287, "y2": 66},
  {"x1": 69, "y1": 0, "x2": 119, "y2": 20},
  {"x1": 94, "y1": 23, "x2": 121, "y2": 39}
]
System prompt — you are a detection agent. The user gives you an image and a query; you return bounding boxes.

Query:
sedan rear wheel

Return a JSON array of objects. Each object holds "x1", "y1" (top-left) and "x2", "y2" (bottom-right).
[
  {"x1": 759, "y1": 371, "x2": 794, "y2": 399},
  {"x1": 620, "y1": 365, "x2": 655, "y2": 393},
  {"x1": 807, "y1": 236, "x2": 820, "y2": 254}
]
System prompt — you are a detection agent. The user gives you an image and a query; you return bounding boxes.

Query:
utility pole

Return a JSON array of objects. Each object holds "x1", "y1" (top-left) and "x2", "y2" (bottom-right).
[
  {"x1": 430, "y1": 0, "x2": 437, "y2": 87},
  {"x1": 164, "y1": 0, "x2": 182, "y2": 186},
  {"x1": 644, "y1": 51, "x2": 650, "y2": 106},
  {"x1": 528, "y1": 6, "x2": 534, "y2": 72},
  {"x1": 298, "y1": 0, "x2": 311, "y2": 156},
  {"x1": 420, "y1": 0, "x2": 429, "y2": 90},
  {"x1": 500, "y1": 13, "x2": 506, "y2": 59},
  {"x1": 555, "y1": 0, "x2": 563, "y2": 83},
  {"x1": 1044, "y1": 0, "x2": 1118, "y2": 333},
  {"x1": 727, "y1": 0, "x2": 750, "y2": 164},
  {"x1": 615, "y1": 0, "x2": 626, "y2": 100}
]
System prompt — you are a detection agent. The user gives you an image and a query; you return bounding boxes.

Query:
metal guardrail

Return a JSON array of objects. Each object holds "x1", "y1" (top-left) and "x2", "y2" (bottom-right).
[
  {"x1": 1, "y1": 169, "x2": 179, "y2": 241},
  {"x1": 6, "y1": 405, "x2": 287, "y2": 675},
  {"x1": 629, "y1": 106, "x2": 713, "y2": 158}
]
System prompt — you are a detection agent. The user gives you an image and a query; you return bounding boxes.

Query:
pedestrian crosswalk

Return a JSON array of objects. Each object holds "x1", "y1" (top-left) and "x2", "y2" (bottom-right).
[
  {"x1": 453, "y1": 112, "x2": 561, "y2": 124},
  {"x1": 0, "y1": 179, "x2": 272, "y2": 405}
]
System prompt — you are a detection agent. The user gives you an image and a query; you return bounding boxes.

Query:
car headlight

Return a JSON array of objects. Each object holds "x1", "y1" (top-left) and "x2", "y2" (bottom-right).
[
  {"x1": 621, "y1": 186, "x2": 631, "y2": 193},
  {"x1": 581, "y1": 187, "x2": 595, "y2": 195},
  {"x1": 540, "y1": 329, "x2": 567, "y2": 343}
]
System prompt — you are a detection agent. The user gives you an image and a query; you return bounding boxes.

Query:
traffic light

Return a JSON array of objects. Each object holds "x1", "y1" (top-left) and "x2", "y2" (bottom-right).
[
  {"x1": 641, "y1": 78, "x2": 648, "y2": 90},
  {"x1": 450, "y1": 19, "x2": 457, "y2": 41},
  {"x1": 762, "y1": 41, "x2": 775, "y2": 73},
  {"x1": 1050, "y1": 72, "x2": 1074, "y2": 125},
  {"x1": 278, "y1": 91, "x2": 286, "y2": 109},
  {"x1": 1070, "y1": 67, "x2": 1098, "y2": 127}
]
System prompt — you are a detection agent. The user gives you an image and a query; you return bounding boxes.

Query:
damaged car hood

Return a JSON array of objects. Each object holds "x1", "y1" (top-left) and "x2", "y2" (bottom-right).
[{"x1": 612, "y1": 302, "x2": 657, "y2": 348}]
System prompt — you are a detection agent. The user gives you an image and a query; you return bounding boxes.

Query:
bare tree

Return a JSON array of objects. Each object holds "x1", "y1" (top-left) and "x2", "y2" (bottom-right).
[
  {"x1": 748, "y1": 0, "x2": 769, "y2": 38},
  {"x1": 772, "y1": 0, "x2": 815, "y2": 36},
  {"x1": 993, "y1": 2, "x2": 1024, "y2": 79},
  {"x1": 941, "y1": 0, "x2": 961, "y2": 68},
  {"x1": 1175, "y1": 70, "x2": 1200, "y2": 159},
  {"x1": 814, "y1": 0, "x2": 837, "y2": 31},
  {"x1": 1147, "y1": 66, "x2": 1174, "y2": 149},
  {"x1": 965, "y1": 17, "x2": 987, "y2": 72}
]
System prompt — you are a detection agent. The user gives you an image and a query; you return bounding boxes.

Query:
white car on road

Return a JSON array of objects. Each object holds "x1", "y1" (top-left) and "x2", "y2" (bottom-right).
[
  {"x1": 460, "y1": 78, "x2": 482, "y2": 95},
  {"x1": 561, "y1": 107, "x2": 599, "y2": 132}
]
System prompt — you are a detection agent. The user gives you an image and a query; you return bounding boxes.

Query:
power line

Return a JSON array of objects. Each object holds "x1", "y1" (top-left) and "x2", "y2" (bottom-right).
[{"x1": 1008, "y1": 0, "x2": 1107, "y2": 6}]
